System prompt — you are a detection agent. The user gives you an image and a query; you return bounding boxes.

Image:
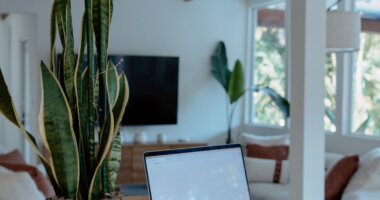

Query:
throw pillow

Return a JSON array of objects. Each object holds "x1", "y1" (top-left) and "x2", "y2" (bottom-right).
[
  {"x1": 344, "y1": 148, "x2": 380, "y2": 193},
  {"x1": 325, "y1": 155, "x2": 359, "y2": 200},
  {"x1": 0, "y1": 149, "x2": 26, "y2": 164},
  {"x1": 0, "y1": 166, "x2": 45, "y2": 200},
  {"x1": 0, "y1": 162, "x2": 54, "y2": 198},
  {"x1": 246, "y1": 144, "x2": 289, "y2": 160},
  {"x1": 242, "y1": 133, "x2": 290, "y2": 146},
  {"x1": 245, "y1": 157, "x2": 289, "y2": 184},
  {"x1": 325, "y1": 152, "x2": 345, "y2": 173}
]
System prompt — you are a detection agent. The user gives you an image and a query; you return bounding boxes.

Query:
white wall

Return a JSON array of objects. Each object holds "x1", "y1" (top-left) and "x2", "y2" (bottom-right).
[
  {"x1": 113, "y1": 0, "x2": 247, "y2": 144},
  {"x1": 0, "y1": 0, "x2": 248, "y2": 155}
]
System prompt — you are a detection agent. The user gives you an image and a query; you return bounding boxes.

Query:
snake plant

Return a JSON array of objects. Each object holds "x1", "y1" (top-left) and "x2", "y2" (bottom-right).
[{"x1": 0, "y1": 0, "x2": 128, "y2": 199}]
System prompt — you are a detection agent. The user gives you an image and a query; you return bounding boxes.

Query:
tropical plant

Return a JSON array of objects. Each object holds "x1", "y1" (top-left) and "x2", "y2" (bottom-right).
[
  {"x1": 0, "y1": 0, "x2": 129, "y2": 199},
  {"x1": 211, "y1": 41, "x2": 289, "y2": 144}
]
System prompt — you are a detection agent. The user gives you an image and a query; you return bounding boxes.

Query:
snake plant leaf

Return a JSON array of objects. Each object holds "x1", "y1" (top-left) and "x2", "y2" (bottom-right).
[
  {"x1": 40, "y1": 62, "x2": 79, "y2": 198},
  {"x1": 211, "y1": 41, "x2": 231, "y2": 91},
  {"x1": 252, "y1": 86, "x2": 290, "y2": 118},
  {"x1": 227, "y1": 60, "x2": 244, "y2": 104},
  {"x1": 54, "y1": 0, "x2": 68, "y2": 47},
  {"x1": 0, "y1": 67, "x2": 50, "y2": 165},
  {"x1": 49, "y1": 1, "x2": 57, "y2": 74},
  {"x1": 63, "y1": 0, "x2": 76, "y2": 115},
  {"x1": 89, "y1": 98, "x2": 114, "y2": 200},
  {"x1": 108, "y1": 131, "x2": 121, "y2": 190},
  {"x1": 356, "y1": 114, "x2": 373, "y2": 133},
  {"x1": 84, "y1": 0, "x2": 96, "y2": 175},
  {"x1": 107, "y1": 61, "x2": 119, "y2": 107},
  {"x1": 93, "y1": 0, "x2": 113, "y2": 75},
  {"x1": 112, "y1": 73, "x2": 129, "y2": 135}
]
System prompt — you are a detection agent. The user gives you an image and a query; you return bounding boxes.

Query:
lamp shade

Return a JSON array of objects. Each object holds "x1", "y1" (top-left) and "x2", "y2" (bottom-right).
[{"x1": 326, "y1": 11, "x2": 361, "y2": 52}]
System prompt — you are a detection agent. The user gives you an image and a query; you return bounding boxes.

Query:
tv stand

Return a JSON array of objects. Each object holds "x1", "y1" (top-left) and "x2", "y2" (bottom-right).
[{"x1": 117, "y1": 142, "x2": 207, "y2": 184}]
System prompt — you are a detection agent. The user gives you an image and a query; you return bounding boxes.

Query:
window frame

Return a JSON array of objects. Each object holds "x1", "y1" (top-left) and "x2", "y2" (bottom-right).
[
  {"x1": 244, "y1": 0, "x2": 291, "y2": 133},
  {"x1": 244, "y1": 0, "x2": 380, "y2": 140}
]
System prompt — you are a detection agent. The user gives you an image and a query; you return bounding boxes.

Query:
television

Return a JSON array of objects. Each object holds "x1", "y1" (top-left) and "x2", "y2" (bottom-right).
[{"x1": 109, "y1": 55, "x2": 179, "y2": 126}]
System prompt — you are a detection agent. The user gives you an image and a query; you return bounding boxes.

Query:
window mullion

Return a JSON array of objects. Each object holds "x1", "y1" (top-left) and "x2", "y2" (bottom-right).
[{"x1": 335, "y1": 0, "x2": 355, "y2": 135}]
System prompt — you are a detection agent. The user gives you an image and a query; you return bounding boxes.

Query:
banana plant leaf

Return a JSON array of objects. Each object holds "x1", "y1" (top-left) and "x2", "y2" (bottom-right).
[
  {"x1": 228, "y1": 60, "x2": 244, "y2": 104},
  {"x1": 39, "y1": 62, "x2": 79, "y2": 198},
  {"x1": 252, "y1": 86, "x2": 290, "y2": 118},
  {"x1": 211, "y1": 41, "x2": 231, "y2": 91},
  {"x1": 325, "y1": 109, "x2": 336, "y2": 124}
]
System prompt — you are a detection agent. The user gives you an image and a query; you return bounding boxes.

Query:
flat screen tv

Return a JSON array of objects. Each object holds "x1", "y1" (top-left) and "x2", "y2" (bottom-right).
[
  {"x1": 109, "y1": 55, "x2": 179, "y2": 126},
  {"x1": 59, "y1": 54, "x2": 179, "y2": 125}
]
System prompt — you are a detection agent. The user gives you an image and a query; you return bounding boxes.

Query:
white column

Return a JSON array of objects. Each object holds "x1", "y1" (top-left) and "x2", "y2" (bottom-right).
[{"x1": 289, "y1": 0, "x2": 326, "y2": 199}]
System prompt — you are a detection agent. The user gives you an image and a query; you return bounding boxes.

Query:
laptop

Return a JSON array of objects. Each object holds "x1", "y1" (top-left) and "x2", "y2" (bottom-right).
[{"x1": 143, "y1": 144, "x2": 251, "y2": 200}]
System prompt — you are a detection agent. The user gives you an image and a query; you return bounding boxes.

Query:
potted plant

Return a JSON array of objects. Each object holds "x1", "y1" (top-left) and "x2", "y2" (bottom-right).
[
  {"x1": 211, "y1": 41, "x2": 289, "y2": 144},
  {"x1": 0, "y1": 0, "x2": 127, "y2": 199}
]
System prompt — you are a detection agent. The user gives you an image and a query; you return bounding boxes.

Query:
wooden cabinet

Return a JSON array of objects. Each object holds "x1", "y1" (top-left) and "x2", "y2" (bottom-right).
[{"x1": 117, "y1": 143, "x2": 207, "y2": 184}]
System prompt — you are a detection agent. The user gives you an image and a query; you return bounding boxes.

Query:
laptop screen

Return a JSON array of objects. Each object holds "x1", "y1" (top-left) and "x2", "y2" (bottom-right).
[{"x1": 144, "y1": 145, "x2": 251, "y2": 200}]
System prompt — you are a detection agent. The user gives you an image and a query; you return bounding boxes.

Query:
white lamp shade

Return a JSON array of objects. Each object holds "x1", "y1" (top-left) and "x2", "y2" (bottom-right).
[{"x1": 326, "y1": 11, "x2": 361, "y2": 52}]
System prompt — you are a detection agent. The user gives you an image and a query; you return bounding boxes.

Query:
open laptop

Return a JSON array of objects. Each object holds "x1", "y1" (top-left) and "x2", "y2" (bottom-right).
[{"x1": 144, "y1": 144, "x2": 251, "y2": 200}]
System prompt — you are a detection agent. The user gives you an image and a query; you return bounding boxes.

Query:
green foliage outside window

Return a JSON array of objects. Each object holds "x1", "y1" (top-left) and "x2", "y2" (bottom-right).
[
  {"x1": 254, "y1": 27, "x2": 286, "y2": 126},
  {"x1": 353, "y1": 32, "x2": 380, "y2": 136}
]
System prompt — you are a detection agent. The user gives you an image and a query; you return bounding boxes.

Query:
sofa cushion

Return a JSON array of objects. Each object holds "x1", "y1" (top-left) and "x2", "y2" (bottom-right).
[
  {"x1": 0, "y1": 162, "x2": 54, "y2": 198},
  {"x1": 0, "y1": 150, "x2": 26, "y2": 164},
  {"x1": 242, "y1": 133, "x2": 290, "y2": 147},
  {"x1": 245, "y1": 157, "x2": 289, "y2": 184},
  {"x1": 249, "y1": 182, "x2": 289, "y2": 200},
  {"x1": 345, "y1": 148, "x2": 380, "y2": 193},
  {"x1": 246, "y1": 144, "x2": 289, "y2": 160},
  {"x1": 342, "y1": 190, "x2": 380, "y2": 200},
  {"x1": 0, "y1": 166, "x2": 45, "y2": 200},
  {"x1": 325, "y1": 152, "x2": 345, "y2": 173},
  {"x1": 325, "y1": 155, "x2": 359, "y2": 200}
]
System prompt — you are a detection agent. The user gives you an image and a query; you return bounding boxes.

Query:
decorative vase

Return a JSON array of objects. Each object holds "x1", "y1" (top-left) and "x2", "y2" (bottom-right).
[
  {"x1": 134, "y1": 132, "x2": 148, "y2": 144},
  {"x1": 157, "y1": 133, "x2": 167, "y2": 144}
]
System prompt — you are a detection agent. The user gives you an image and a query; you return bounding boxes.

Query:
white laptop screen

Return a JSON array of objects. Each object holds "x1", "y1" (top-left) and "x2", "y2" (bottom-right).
[{"x1": 145, "y1": 146, "x2": 251, "y2": 200}]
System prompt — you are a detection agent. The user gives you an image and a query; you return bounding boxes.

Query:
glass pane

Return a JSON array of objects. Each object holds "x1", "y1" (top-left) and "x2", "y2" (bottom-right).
[
  {"x1": 253, "y1": 3, "x2": 286, "y2": 126},
  {"x1": 352, "y1": 32, "x2": 380, "y2": 136},
  {"x1": 325, "y1": 53, "x2": 337, "y2": 132}
]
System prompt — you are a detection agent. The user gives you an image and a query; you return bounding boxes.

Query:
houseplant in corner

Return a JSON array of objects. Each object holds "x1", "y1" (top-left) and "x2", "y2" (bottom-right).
[
  {"x1": 0, "y1": 0, "x2": 128, "y2": 199},
  {"x1": 211, "y1": 41, "x2": 289, "y2": 144}
]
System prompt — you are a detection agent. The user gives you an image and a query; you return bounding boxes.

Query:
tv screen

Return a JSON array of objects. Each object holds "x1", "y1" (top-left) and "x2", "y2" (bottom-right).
[{"x1": 109, "y1": 55, "x2": 179, "y2": 125}]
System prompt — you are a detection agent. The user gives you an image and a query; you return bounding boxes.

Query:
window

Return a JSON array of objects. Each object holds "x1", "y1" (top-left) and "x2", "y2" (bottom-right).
[
  {"x1": 325, "y1": 53, "x2": 337, "y2": 132},
  {"x1": 249, "y1": 1, "x2": 337, "y2": 130},
  {"x1": 351, "y1": 0, "x2": 380, "y2": 136},
  {"x1": 247, "y1": 0, "x2": 380, "y2": 138},
  {"x1": 251, "y1": 2, "x2": 287, "y2": 127}
]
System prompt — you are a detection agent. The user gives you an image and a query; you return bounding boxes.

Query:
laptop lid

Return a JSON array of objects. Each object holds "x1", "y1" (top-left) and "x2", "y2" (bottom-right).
[{"x1": 144, "y1": 144, "x2": 251, "y2": 200}]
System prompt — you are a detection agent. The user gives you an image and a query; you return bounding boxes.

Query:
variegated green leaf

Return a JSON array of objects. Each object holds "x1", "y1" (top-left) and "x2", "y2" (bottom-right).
[
  {"x1": 107, "y1": 61, "x2": 119, "y2": 107},
  {"x1": 49, "y1": 1, "x2": 57, "y2": 75},
  {"x1": 63, "y1": 0, "x2": 76, "y2": 115},
  {"x1": 54, "y1": 0, "x2": 68, "y2": 46},
  {"x1": 84, "y1": 0, "x2": 96, "y2": 176},
  {"x1": 89, "y1": 102, "x2": 114, "y2": 200},
  {"x1": 89, "y1": 65, "x2": 115, "y2": 200},
  {"x1": 112, "y1": 73, "x2": 129, "y2": 134},
  {"x1": 108, "y1": 131, "x2": 121, "y2": 190},
  {"x1": 40, "y1": 62, "x2": 79, "y2": 198},
  {"x1": 0, "y1": 67, "x2": 50, "y2": 165}
]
